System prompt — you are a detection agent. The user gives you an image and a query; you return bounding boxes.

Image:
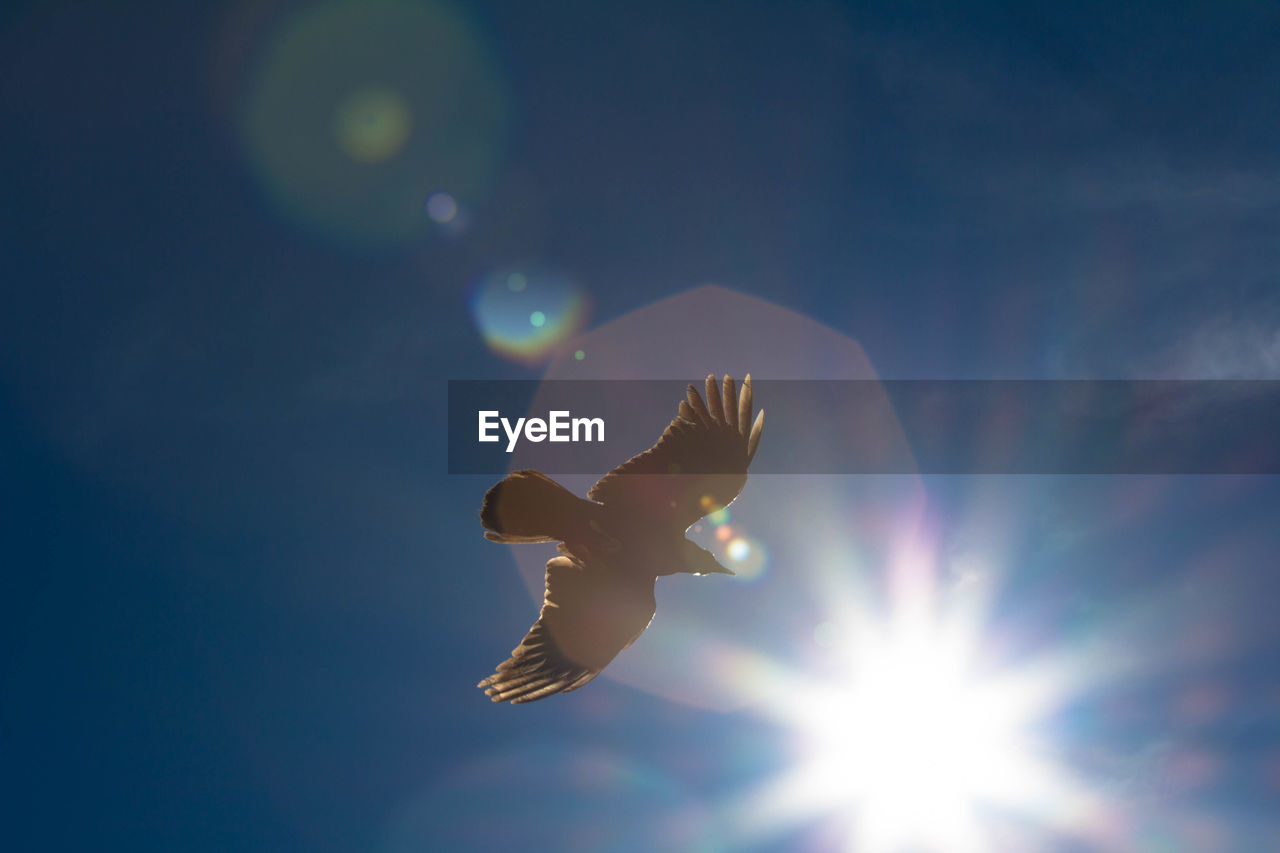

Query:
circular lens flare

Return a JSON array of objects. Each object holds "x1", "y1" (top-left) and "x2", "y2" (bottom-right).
[
  {"x1": 334, "y1": 88, "x2": 411, "y2": 162},
  {"x1": 725, "y1": 536, "x2": 768, "y2": 581},
  {"x1": 503, "y1": 284, "x2": 922, "y2": 713},
  {"x1": 470, "y1": 267, "x2": 587, "y2": 364},
  {"x1": 425, "y1": 191, "x2": 458, "y2": 223},
  {"x1": 239, "y1": 0, "x2": 506, "y2": 245}
]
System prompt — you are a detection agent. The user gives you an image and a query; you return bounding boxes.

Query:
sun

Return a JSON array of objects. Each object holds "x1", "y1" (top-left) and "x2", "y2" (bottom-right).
[{"x1": 780, "y1": 618, "x2": 1061, "y2": 852}]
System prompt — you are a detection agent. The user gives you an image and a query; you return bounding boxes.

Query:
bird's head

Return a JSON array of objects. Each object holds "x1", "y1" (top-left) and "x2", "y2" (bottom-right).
[{"x1": 674, "y1": 540, "x2": 735, "y2": 576}]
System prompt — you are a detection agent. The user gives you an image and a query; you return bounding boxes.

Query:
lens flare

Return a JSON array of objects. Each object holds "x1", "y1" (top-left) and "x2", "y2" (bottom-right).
[
  {"x1": 240, "y1": 0, "x2": 506, "y2": 245},
  {"x1": 470, "y1": 267, "x2": 588, "y2": 364},
  {"x1": 504, "y1": 284, "x2": 920, "y2": 712},
  {"x1": 725, "y1": 536, "x2": 768, "y2": 581},
  {"x1": 334, "y1": 88, "x2": 411, "y2": 163},
  {"x1": 425, "y1": 191, "x2": 458, "y2": 223}
]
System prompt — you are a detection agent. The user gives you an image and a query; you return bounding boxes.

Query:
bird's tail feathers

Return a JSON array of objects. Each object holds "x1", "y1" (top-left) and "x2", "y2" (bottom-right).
[{"x1": 480, "y1": 470, "x2": 591, "y2": 544}]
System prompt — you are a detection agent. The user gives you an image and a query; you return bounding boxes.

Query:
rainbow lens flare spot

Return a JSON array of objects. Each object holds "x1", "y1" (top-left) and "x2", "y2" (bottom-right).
[{"x1": 470, "y1": 267, "x2": 587, "y2": 364}]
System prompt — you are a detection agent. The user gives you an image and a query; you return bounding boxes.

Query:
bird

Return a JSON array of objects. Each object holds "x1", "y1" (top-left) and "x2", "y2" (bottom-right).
[{"x1": 477, "y1": 374, "x2": 764, "y2": 704}]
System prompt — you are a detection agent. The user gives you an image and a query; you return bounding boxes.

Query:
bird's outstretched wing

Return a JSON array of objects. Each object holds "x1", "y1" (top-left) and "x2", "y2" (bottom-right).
[
  {"x1": 587, "y1": 374, "x2": 764, "y2": 530},
  {"x1": 478, "y1": 554, "x2": 657, "y2": 704}
]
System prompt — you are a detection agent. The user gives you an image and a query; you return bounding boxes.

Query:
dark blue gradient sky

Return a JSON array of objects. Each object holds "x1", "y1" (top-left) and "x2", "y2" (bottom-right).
[{"x1": 3, "y1": 2, "x2": 1279, "y2": 851}]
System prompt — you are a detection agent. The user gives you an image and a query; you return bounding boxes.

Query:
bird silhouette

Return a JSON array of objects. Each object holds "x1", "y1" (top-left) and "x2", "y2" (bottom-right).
[{"x1": 477, "y1": 374, "x2": 765, "y2": 703}]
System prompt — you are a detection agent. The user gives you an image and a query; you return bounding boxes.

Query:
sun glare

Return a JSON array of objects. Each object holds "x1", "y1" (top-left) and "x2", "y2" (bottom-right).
[{"x1": 780, "y1": 619, "x2": 1065, "y2": 852}]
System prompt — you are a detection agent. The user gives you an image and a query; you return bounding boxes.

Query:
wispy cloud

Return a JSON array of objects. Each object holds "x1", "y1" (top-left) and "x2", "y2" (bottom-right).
[
  {"x1": 1146, "y1": 311, "x2": 1280, "y2": 379},
  {"x1": 981, "y1": 160, "x2": 1280, "y2": 217}
]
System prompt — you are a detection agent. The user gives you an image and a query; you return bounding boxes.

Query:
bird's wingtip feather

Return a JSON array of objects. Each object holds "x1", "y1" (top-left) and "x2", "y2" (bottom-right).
[{"x1": 748, "y1": 409, "x2": 764, "y2": 460}]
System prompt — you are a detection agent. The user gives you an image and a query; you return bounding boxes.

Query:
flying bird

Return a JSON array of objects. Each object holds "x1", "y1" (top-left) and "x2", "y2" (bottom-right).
[{"x1": 477, "y1": 374, "x2": 765, "y2": 704}]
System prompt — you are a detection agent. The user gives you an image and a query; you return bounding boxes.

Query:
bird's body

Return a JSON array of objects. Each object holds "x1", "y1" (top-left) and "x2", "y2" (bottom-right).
[{"x1": 477, "y1": 375, "x2": 764, "y2": 703}]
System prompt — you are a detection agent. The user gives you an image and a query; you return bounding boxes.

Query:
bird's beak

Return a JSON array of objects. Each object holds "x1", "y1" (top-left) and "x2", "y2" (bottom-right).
[{"x1": 708, "y1": 561, "x2": 735, "y2": 576}]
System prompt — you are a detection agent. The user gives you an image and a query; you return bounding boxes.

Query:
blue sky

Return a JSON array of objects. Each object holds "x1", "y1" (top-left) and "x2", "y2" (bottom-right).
[{"x1": 3, "y1": 2, "x2": 1279, "y2": 851}]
